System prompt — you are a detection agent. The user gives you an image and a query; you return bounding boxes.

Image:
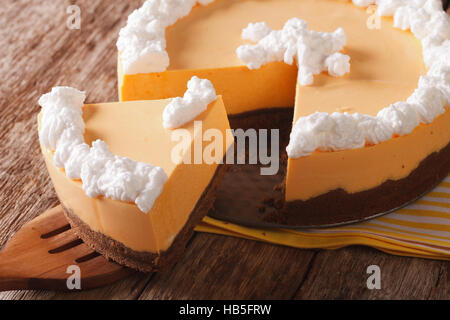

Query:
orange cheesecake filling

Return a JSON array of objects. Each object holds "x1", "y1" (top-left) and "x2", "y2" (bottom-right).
[
  {"x1": 40, "y1": 97, "x2": 233, "y2": 252},
  {"x1": 119, "y1": 0, "x2": 425, "y2": 116}
]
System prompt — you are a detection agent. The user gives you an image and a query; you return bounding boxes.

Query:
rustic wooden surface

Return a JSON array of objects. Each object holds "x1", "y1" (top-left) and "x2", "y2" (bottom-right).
[{"x1": 0, "y1": 0, "x2": 448, "y2": 300}]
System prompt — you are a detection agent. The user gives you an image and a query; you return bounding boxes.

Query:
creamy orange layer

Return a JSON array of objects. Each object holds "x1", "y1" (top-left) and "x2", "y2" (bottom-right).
[
  {"x1": 119, "y1": 0, "x2": 425, "y2": 116},
  {"x1": 40, "y1": 97, "x2": 233, "y2": 252},
  {"x1": 286, "y1": 108, "x2": 450, "y2": 201}
]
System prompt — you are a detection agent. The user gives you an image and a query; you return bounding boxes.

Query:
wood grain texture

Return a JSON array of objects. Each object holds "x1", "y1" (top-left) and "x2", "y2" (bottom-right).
[
  {"x1": 138, "y1": 233, "x2": 315, "y2": 300},
  {"x1": 294, "y1": 247, "x2": 449, "y2": 300},
  {"x1": 0, "y1": 0, "x2": 448, "y2": 300}
]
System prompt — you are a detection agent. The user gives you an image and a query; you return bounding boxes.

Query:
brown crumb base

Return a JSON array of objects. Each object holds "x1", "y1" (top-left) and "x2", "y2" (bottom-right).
[
  {"x1": 268, "y1": 141, "x2": 450, "y2": 226},
  {"x1": 63, "y1": 163, "x2": 228, "y2": 273}
]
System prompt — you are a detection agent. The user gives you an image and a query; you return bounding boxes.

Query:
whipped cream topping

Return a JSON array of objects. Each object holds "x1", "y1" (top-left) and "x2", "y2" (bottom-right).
[
  {"x1": 236, "y1": 18, "x2": 351, "y2": 85},
  {"x1": 163, "y1": 76, "x2": 217, "y2": 129},
  {"x1": 287, "y1": 0, "x2": 450, "y2": 159},
  {"x1": 117, "y1": 0, "x2": 214, "y2": 75},
  {"x1": 39, "y1": 87, "x2": 168, "y2": 213}
]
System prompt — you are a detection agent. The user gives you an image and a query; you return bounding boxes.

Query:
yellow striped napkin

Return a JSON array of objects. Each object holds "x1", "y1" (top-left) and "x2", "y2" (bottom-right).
[{"x1": 196, "y1": 174, "x2": 450, "y2": 260}]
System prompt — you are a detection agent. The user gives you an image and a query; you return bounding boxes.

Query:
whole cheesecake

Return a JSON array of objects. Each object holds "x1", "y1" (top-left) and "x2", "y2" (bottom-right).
[
  {"x1": 38, "y1": 0, "x2": 450, "y2": 272},
  {"x1": 117, "y1": 0, "x2": 450, "y2": 226}
]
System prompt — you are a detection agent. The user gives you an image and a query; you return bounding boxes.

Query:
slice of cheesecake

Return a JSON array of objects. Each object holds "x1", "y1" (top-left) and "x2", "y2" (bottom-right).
[
  {"x1": 38, "y1": 78, "x2": 234, "y2": 271},
  {"x1": 117, "y1": 0, "x2": 450, "y2": 226}
]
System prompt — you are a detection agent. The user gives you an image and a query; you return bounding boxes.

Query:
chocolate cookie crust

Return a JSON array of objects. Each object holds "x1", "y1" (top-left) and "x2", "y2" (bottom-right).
[{"x1": 63, "y1": 163, "x2": 228, "y2": 273}]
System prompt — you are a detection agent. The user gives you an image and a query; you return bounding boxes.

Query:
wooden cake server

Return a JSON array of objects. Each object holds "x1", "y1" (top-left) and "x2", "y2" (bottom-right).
[{"x1": 0, "y1": 206, "x2": 134, "y2": 292}]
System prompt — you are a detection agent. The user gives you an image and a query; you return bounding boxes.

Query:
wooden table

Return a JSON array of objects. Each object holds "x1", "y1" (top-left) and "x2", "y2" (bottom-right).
[{"x1": 0, "y1": 0, "x2": 448, "y2": 300}]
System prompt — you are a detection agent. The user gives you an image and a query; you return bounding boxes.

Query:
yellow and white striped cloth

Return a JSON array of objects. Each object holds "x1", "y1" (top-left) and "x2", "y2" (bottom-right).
[{"x1": 196, "y1": 174, "x2": 450, "y2": 260}]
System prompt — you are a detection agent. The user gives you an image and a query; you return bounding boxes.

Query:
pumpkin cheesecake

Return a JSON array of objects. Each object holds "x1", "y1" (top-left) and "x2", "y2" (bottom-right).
[
  {"x1": 38, "y1": 78, "x2": 234, "y2": 271},
  {"x1": 117, "y1": 0, "x2": 450, "y2": 226}
]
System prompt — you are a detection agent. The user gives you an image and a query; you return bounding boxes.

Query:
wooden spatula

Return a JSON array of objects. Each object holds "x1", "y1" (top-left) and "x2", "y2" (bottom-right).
[{"x1": 0, "y1": 206, "x2": 134, "y2": 292}]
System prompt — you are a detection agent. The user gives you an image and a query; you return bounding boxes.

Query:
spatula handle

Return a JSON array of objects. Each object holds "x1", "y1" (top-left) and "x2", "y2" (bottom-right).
[
  {"x1": 0, "y1": 257, "x2": 29, "y2": 291},
  {"x1": 0, "y1": 260, "x2": 73, "y2": 292},
  {"x1": 0, "y1": 278, "x2": 29, "y2": 292}
]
